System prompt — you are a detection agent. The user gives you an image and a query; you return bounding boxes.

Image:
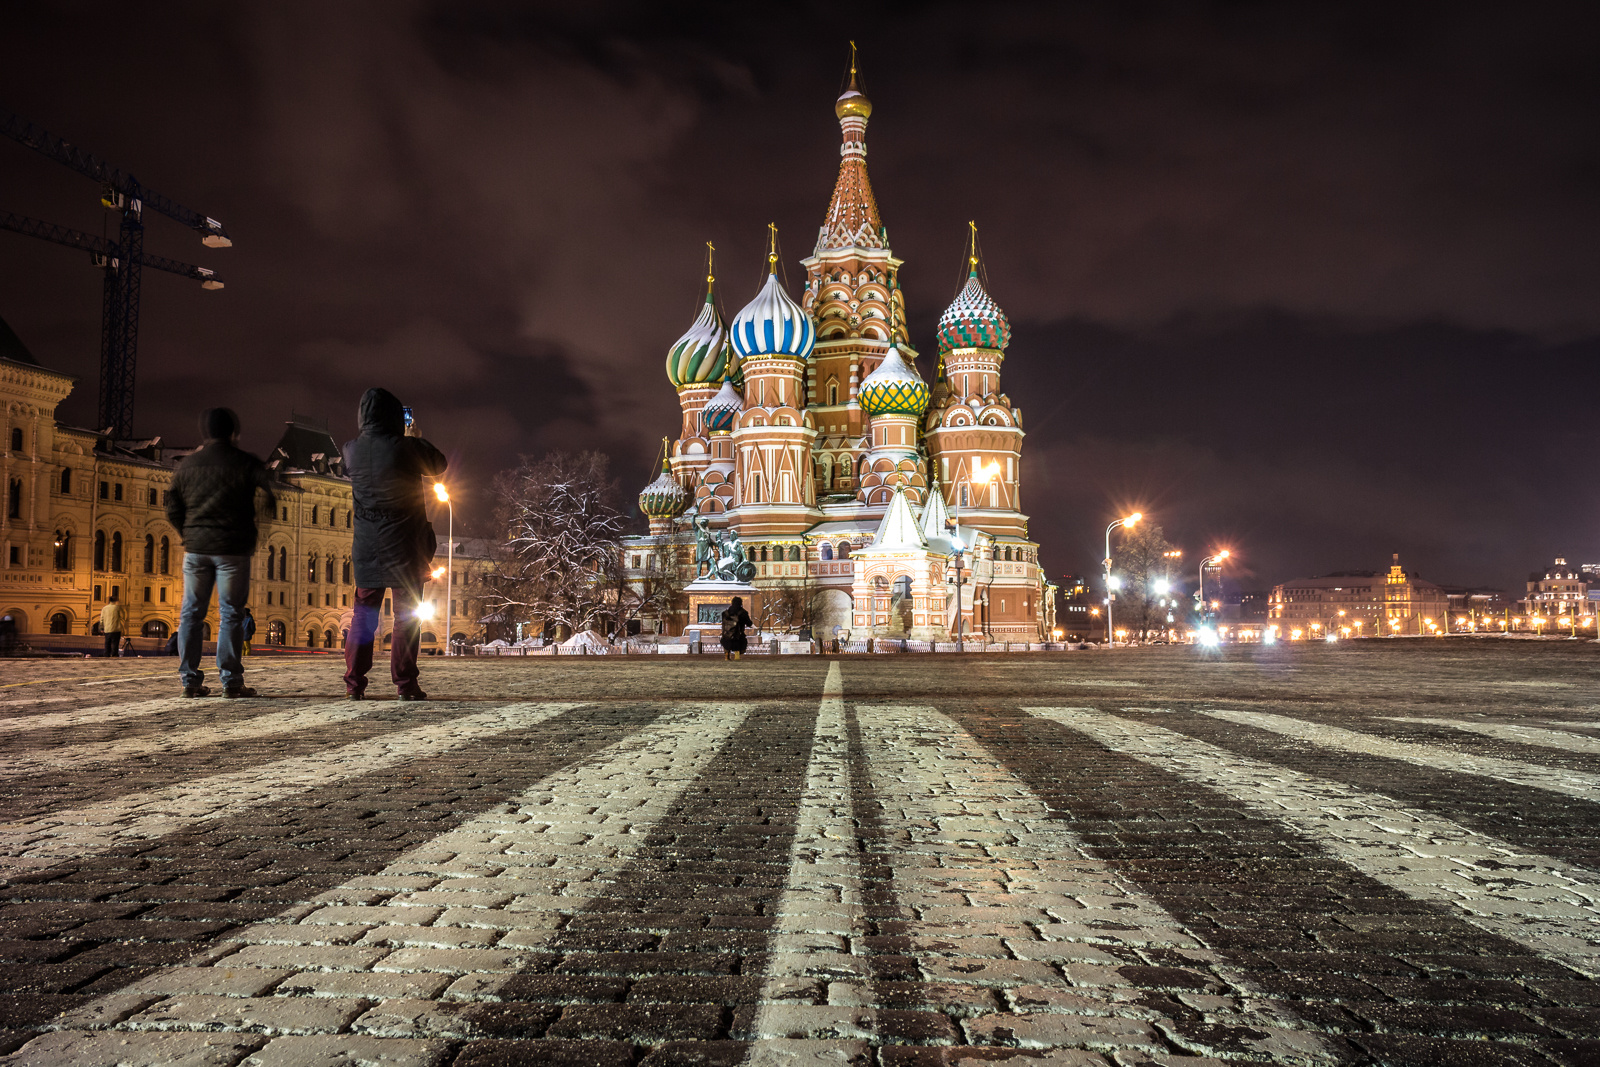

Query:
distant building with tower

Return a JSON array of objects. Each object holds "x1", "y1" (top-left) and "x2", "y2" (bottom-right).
[{"x1": 1268, "y1": 554, "x2": 1448, "y2": 638}]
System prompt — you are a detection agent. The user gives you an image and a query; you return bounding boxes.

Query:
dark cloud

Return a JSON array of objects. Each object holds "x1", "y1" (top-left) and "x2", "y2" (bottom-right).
[{"x1": 3, "y1": 1, "x2": 1598, "y2": 590}]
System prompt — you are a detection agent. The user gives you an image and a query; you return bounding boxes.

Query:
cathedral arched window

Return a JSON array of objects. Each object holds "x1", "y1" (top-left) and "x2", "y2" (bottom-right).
[
  {"x1": 837, "y1": 541, "x2": 852, "y2": 560},
  {"x1": 820, "y1": 543, "x2": 833, "y2": 561},
  {"x1": 789, "y1": 545, "x2": 801, "y2": 562}
]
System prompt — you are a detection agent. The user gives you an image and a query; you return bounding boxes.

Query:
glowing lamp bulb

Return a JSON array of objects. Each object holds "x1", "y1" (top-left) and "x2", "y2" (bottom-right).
[
  {"x1": 433, "y1": 483, "x2": 450, "y2": 503},
  {"x1": 415, "y1": 602, "x2": 435, "y2": 621}
]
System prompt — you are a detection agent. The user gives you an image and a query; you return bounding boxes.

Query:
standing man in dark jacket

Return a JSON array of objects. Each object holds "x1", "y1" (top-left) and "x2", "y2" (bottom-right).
[
  {"x1": 342, "y1": 388, "x2": 447, "y2": 700},
  {"x1": 167, "y1": 408, "x2": 276, "y2": 697}
]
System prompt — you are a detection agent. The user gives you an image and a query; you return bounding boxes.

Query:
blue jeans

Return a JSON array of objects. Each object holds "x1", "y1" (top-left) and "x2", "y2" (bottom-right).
[{"x1": 179, "y1": 553, "x2": 250, "y2": 689}]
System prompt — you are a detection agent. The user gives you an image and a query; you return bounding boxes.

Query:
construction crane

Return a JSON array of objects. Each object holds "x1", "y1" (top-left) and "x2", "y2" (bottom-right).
[{"x1": 0, "y1": 110, "x2": 231, "y2": 439}]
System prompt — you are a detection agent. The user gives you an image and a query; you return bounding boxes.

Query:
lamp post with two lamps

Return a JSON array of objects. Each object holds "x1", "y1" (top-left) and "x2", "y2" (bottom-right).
[
  {"x1": 433, "y1": 483, "x2": 453, "y2": 653},
  {"x1": 946, "y1": 462, "x2": 999, "y2": 649},
  {"x1": 1197, "y1": 550, "x2": 1229, "y2": 637},
  {"x1": 1103, "y1": 512, "x2": 1141, "y2": 647}
]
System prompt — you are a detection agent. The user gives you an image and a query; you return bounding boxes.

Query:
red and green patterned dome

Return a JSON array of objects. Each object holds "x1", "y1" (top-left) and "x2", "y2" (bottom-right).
[
  {"x1": 859, "y1": 345, "x2": 929, "y2": 417},
  {"x1": 936, "y1": 270, "x2": 1011, "y2": 355}
]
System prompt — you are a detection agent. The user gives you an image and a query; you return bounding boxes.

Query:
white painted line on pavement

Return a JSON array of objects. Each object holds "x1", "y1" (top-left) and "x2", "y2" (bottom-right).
[
  {"x1": 745, "y1": 661, "x2": 866, "y2": 1061},
  {"x1": 1202, "y1": 709, "x2": 1600, "y2": 801},
  {"x1": 1031, "y1": 707, "x2": 1600, "y2": 977},
  {"x1": 0, "y1": 702, "x2": 370, "y2": 779},
  {"x1": 0, "y1": 702, "x2": 585, "y2": 872},
  {"x1": 1388, "y1": 716, "x2": 1600, "y2": 756},
  {"x1": 848, "y1": 705, "x2": 1341, "y2": 1063},
  {"x1": 32, "y1": 702, "x2": 754, "y2": 1049},
  {"x1": 0, "y1": 697, "x2": 197, "y2": 737}
]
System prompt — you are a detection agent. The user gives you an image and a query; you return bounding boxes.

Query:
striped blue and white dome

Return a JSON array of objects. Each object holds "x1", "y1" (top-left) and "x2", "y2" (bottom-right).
[{"x1": 731, "y1": 271, "x2": 815, "y2": 361}]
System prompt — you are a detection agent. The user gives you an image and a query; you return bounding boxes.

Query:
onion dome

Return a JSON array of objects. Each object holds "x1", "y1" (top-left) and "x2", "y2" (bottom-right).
[
  {"x1": 937, "y1": 269, "x2": 1011, "y2": 355},
  {"x1": 638, "y1": 458, "x2": 689, "y2": 519},
  {"x1": 702, "y1": 374, "x2": 743, "y2": 433},
  {"x1": 859, "y1": 345, "x2": 929, "y2": 417},
  {"x1": 836, "y1": 70, "x2": 871, "y2": 120},
  {"x1": 665, "y1": 289, "x2": 730, "y2": 389},
  {"x1": 731, "y1": 230, "x2": 815, "y2": 361}
]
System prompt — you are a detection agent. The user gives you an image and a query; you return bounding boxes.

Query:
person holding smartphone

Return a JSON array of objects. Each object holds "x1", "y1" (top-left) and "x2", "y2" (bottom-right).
[{"x1": 341, "y1": 388, "x2": 448, "y2": 700}]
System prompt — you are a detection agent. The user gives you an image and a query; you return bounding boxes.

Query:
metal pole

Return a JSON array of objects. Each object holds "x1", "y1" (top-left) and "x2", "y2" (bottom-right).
[
  {"x1": 444, "y1": 500, "x2": 453, "y2": 654},
  {"x1": 1104, "y1": 520, "x2": 1116, "y2": 648}
]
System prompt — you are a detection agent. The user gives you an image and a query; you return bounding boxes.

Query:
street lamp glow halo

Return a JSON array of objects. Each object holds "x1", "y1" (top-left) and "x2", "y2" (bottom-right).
[{"x1": 433, "y1": 483, "x2": 450, "y2": 502}]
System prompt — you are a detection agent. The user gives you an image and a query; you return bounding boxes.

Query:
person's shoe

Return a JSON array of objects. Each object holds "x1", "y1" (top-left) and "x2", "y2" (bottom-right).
[
  {"x1": 397, "y1": 689, "x2": 428, "y2": 702},
  {"x1": 182, "y1": 685, "x2": 210, "y2": 698},
  {"x1": 347, "y1": 690, "x2": 366, "y2": 701},
  {"x1": 224, "y1": 685, "x2": 259, "y2": 699}
]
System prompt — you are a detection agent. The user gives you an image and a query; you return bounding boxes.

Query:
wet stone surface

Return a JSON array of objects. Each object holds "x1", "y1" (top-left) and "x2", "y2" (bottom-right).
[{"x1": 0, "y1": 642, "x2": 1597, "y2": 1064}]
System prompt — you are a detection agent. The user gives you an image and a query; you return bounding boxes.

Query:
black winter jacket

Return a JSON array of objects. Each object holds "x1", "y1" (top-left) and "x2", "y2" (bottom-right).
[
  {"x1": 166, "y1": 440, "x2": 276, "y2": 555},
  {"x1": 343, "y1": 388, "x2": 448, "y2": 589}
]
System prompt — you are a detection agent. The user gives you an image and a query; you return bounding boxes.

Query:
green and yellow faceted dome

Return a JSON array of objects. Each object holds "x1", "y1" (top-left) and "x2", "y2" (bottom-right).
[
  {"x1": 666, "y1": 292, "x2": 742, "y2": 390},
  {"x1": 859, "y1": 345, "x2": 929, "y2": 417}
]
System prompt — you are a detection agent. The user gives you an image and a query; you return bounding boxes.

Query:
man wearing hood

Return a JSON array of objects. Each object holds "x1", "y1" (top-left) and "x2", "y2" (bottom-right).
[
  {"x1": 167, "y1": 407, "x2": 276, "y2": 697},
  {"x1": 342, "y1": 388, "x2": 447, "y2": 700}
]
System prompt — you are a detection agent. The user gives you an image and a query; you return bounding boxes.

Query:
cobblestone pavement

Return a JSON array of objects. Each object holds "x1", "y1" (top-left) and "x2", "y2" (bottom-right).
[{"x1": 0, "y1": 643, "x2": 1597, "y2": 1065}]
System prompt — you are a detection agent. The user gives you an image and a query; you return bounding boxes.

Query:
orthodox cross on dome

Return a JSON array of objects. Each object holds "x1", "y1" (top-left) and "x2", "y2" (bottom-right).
[
  {"x1": 968, "y1": 220, "x2": 979, "y2": 274},
  {"x1": 705, "y1": 240, "x2": 715, "y2": 297},
  {"x1": 819, "y1": 43, "x2": 885, "y2": 252},
  {"x1": 767, "y1": 223, "x2": 779, "y2": 274}
]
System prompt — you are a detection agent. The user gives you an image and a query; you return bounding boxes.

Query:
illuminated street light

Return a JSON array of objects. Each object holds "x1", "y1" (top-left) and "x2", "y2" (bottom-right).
[
  {"x1": 1198, "y1": 550, "x2": 1230, "y2": 632},
  {"x1": 1103, "y1": 512, "x2": 1141, "y2": 647},
  {"x1": 432, "y1": 483, "x2": 454, "y2": 653}
]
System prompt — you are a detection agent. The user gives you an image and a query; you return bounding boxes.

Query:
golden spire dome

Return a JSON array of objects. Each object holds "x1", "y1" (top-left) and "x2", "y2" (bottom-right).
[{"x1": 835, "y1": 41, "x2": 873, "y2": 120}]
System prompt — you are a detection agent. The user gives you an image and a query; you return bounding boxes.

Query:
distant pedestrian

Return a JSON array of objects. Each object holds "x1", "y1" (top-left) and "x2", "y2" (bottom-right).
[
  {"x1": 342, "y1": 389, "x2": 447, "y2": 700},
  {"x1": 242, "y1": 606, "x2": 256, "y2": 656},
  {"x1": 100, "y1": 593, "x2": 126, "y2": 658},
  {"x1": 721, "y1": 596, "x2": 752, "y2": 661},
  {"x1": 167, "y1": 407, "x2": 276, "y2": 698}
]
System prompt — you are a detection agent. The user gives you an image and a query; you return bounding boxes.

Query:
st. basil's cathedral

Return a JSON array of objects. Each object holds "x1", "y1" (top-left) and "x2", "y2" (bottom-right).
[{"x1": 624, "y1": 62, "x2": 1055, "y2": 643}]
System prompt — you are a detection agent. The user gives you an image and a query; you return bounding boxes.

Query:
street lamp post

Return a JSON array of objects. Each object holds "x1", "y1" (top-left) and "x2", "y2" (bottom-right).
[
  {"x1": 947, "y1": 463, "x2": 999, "y2": 650},
  {"x1": 1197, "y1": 550, "x2": 1229, "y2": 632},
  {"x1": 1104, "y1": 512, "x2": 1142, "y2": 647},
  {"x1": 433, "y1": 483, "x2": 453, "y2": 654}
]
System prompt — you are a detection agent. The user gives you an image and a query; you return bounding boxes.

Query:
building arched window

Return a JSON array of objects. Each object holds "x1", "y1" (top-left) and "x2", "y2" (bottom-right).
[
  {"x1": 837, "y1": 541, "x2": 852, "y2": 559},
  {"x1": 306, "y1": 627, "x2": 317, "y2": 647},
  {"x1": 59, "y1": 468, "x2": 72, "y2": 494},
  {"x1": 142, "y1": 619, "x2": 169, "y2": 639},
  {"x1": 820, "y1": 543, "x2": 833, "y2": 561},
  {"x1": 325, "y1": 556, "x2": 335, "y2": 583},
  {"x1": 159, "y1": 536, "x2": 170, "y2": 575},
  {"x1": 278, "y1": 547, "x2": 288, "y2": 581},
  {"x1": 789, "y1": 545, "x2": 801, "y2": 562},
  {"x1": 268, "y1": 620, "x2": 286, "y2": 645},
  {"x1": 94, "y1": 530, "x2": 106, "y2": 571},
  {"x1": 54, "y1": 531, "x2": 71, "y2": 571},
  {"x1": 759, "y1": 546, "x2": 769, "y2": 563},
  {"x1": 266, "y1": 547, "x2": 275, "y2": 581},
  {"x1": 50, "y1": 612, "x2": 70, "y2": 635},
  {"x1": 307, "y1": 553, "x2": 318, "y2": 583},
  {"x1": 9, "y1": 428, "x2": 20, "y2": 452},
  {"x1": 311, "y1": 505, "x2": 319, "y2": 525},
  {"x1": 323, "y1": 629, "x2": 335, "y2": 648},
  {"x1": 342, "y1": 559, "x2": 351, "y2": 584},
  {"x1": 345, "y1": 510, "x2": 351, "y2": 529},
  {"x1": 6, "y1": 479, "x2": 19, "y2": 519},
  {"x1": 828, "y1": 381, "x2": 839, "y2": 406},
  {"x1": 110, "y1": 531, "x2": 124, "y2": 572},
  {"x1": 143, "y1": 534, "x2": 156, "y2": 573}
]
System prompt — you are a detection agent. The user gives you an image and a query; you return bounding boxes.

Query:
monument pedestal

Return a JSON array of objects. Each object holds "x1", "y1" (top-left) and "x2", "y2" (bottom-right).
[{"x1": 683, "y1": 577, "x2": 760, "y2": 641}]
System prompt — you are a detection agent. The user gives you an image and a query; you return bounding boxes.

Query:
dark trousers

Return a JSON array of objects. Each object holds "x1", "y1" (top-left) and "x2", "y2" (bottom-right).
[
  {"x1": 343, "y1": 584, "x2": 422, "y2": 695},
  {"x1": 103, "y1": 631, "x2": 121, "y2": 658}
]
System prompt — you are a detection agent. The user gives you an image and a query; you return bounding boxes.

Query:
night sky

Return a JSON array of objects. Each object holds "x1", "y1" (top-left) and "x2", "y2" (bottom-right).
[{"x1": 4, "y1": 2, "x2": 1598, "y2": 594}]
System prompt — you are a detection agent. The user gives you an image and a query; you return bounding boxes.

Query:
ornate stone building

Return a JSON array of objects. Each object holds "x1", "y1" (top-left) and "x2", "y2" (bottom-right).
[
  {"x1": 627, "y1": 66, "x2": 1052, "y2": 642},
  {"x1": 0, "y1": 321, "x2": 479, "y2": 652}
]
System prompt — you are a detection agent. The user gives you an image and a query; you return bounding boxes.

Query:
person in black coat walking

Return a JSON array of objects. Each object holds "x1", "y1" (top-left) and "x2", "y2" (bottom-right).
[
  {"x1": 720, "y1": 596, "x2": 753, "y2": 661},
  {"x1": 342, "y1": 388, "x2": 447, "y2": 700},
  {"x1": 167, "y1": 408, "x2": 275, "y2": 698}
]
